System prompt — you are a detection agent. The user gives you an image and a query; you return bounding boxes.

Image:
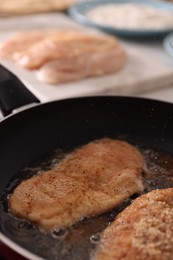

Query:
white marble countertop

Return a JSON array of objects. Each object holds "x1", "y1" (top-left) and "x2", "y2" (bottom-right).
[
  {"x1": 138, "y1": 85, "x2": 173, "y2": 103},
  {"x1": 1, "y1": 12, "x2": 173, "y2": 101},
  {"x1": 1, "y1": 11, "x2": 173, "y2": 122}
]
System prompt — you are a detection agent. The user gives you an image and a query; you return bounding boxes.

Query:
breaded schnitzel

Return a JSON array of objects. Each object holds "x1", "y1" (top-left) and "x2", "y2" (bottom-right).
[
  {"x1": 94, "y1": 188, "x2": 173, "y2": 260},
  {"x1": 9, "y1": 138, "x2": 144, "y2": 232}
]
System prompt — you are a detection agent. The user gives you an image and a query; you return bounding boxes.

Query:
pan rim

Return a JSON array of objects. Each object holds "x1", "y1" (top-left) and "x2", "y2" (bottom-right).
[
  {"x1": 0, "y1": 232, "x2": 43, "y2": 260},
  {"x1": 1, "y1": 95, "x2": 173, "y2": 123},
  {"x1": 1, "y1": 94, "x2": 173, "y2": 259}
]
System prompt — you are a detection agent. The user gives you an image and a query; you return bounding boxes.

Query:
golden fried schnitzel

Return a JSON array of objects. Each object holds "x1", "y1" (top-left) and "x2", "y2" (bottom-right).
[
  {"x1": 9, "y1": 138, "x2": 144, "y2": 232},
  {"x1": 95, "y1": 188, "x2": 173, "y2": 260}
]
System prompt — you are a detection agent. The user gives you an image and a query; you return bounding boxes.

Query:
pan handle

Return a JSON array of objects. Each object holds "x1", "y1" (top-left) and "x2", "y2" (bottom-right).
[{"x1": 0, "y1": 65, "x2": 40, "y2": 117}]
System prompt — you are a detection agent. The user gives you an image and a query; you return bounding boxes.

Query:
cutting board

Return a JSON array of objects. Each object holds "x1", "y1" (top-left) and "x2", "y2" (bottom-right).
[{"x1": 1, "y1": 12, "x2": 173, "y2": 102}]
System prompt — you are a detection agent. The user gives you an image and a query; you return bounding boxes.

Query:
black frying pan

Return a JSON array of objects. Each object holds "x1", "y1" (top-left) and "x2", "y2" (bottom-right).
[{"x1": 0, "y1": 65, "x2": 173, "y2": 260}]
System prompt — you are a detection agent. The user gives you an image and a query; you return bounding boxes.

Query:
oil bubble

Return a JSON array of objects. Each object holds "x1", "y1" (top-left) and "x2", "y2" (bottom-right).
[
  {"x1": 52, "y1": 228, "x2": 67, "y2": 239},
  {"x1": 90, "y1": 233, "x2": 100, "y2": 244}
]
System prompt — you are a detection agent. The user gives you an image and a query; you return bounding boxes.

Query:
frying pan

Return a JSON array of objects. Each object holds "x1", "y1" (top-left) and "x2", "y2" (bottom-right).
[{"x1": 0, "y1": 65, "x2": 173, "y2": 260}]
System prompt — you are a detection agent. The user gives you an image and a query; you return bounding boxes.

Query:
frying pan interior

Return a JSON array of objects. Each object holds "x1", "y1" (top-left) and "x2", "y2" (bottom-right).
[{"x1": 1, "y1": 96, "x2": 173, "y2": 259}]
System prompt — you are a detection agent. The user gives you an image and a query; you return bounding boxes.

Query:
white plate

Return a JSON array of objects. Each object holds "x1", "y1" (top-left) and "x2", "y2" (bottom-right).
[{"x1": 163, "y1": 33, "x2": 173, "y2": 58}]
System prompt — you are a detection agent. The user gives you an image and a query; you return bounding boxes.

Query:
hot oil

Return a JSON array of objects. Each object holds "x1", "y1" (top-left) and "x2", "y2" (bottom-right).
[
  {"x1": 1, "y1": 147, "x2": 173, "y2": 260},
  {"x1": 142, "y1": 149, "x2": 173, "y2": 190}
]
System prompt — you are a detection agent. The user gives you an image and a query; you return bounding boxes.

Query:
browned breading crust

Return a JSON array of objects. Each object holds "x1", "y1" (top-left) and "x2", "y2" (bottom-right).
[
  {"x1": 9, "y1": 138, "x2": 144, "y2": 232},
  {"x1": 95, "y1": 188, "x2": 173, "y2": 260}
]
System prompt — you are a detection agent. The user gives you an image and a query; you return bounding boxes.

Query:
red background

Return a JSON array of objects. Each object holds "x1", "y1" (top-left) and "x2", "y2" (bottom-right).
[{"x1": 0, "y1": 241, "x2": 26, "y2": 260}]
